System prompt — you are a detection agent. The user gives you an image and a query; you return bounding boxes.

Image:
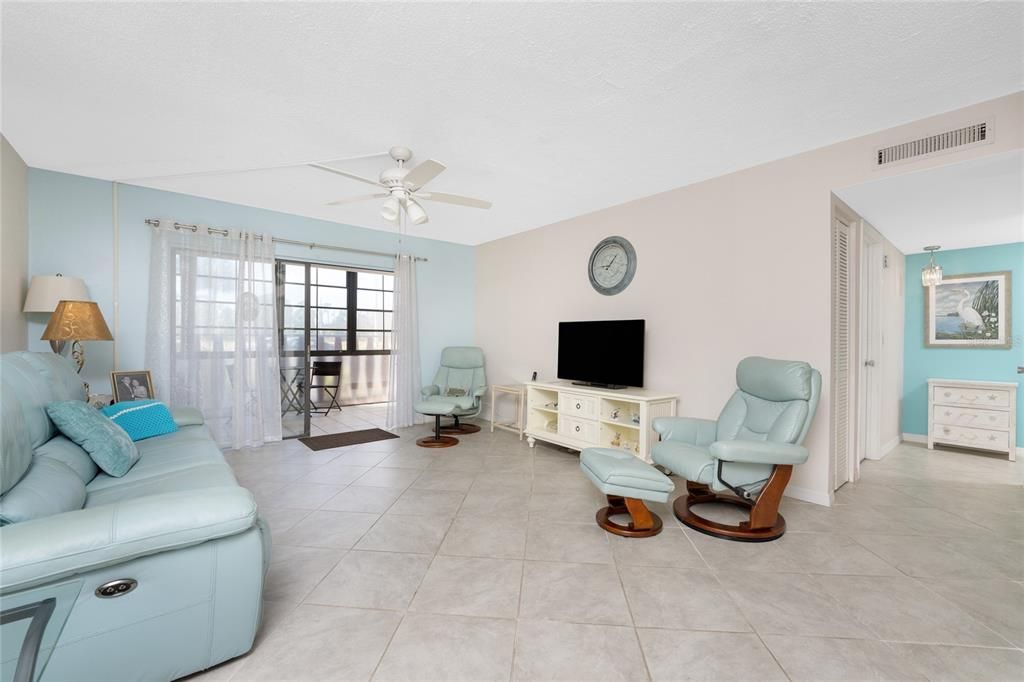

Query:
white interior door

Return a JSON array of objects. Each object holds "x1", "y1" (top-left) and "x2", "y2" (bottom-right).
[{"x1": 857, "y1": 237, "x2": 883, "y2": 471}]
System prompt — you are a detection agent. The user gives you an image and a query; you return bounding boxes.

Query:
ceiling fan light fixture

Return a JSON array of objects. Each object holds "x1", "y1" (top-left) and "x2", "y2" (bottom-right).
[
  {"x1": 921, "y1": 245, "x2": 943, "y2": 287},
  {"x1": 380, "y1": 195, "x2": 401, "y2": 223},
  {"x1": 406, "y1": 197, "x2": 429, "y2": 225}
]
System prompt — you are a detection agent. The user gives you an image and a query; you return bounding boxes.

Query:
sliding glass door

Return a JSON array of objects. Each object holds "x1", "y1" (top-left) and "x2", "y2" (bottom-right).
[{"x1": 276, "y1": 259, "x2": 394, "y2": 438}]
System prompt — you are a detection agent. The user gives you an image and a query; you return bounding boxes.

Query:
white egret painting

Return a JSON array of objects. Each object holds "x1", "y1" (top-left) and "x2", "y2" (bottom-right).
[{"x1": 926, "y1": 271, "x2": 1011, "y2": 348}]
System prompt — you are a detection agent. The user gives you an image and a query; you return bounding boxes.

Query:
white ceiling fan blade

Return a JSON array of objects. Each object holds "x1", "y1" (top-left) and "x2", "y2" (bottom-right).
[
  {"x1": 402, "y1": 159, "x2": 446, "y2": 190},
  {"x1": 308, "y1": 163, "x2": 383, "y2": 188},
  {"x1": 416, "y1": 191, "x2": 492, "y2": 209},
  {"x1": 326, "y1": 193, "x2": 388, "y2": 206}
]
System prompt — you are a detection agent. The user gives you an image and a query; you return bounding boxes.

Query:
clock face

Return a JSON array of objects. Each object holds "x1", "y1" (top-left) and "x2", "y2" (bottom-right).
[{"x1": 588, "y1": 237, "x2": 636, "y2": 295}]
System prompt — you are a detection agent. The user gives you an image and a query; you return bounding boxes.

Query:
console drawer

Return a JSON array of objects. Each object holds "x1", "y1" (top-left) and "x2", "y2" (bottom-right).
[
  {"x1": 933, "y1": 385, "x2": 1010, "y2": 408},
  {"x1": 932, "y1": 405, "x2": 1009, "y2": 430},
  {"x1": 558, "y1": 415, "x2": 599, "y2": 444},
  {"x1": 559, "y1": 392, "x2": 599, "y2": 419},
  {"x1": 932, "y1": 424, "x2": 1009, "y2": 452}
]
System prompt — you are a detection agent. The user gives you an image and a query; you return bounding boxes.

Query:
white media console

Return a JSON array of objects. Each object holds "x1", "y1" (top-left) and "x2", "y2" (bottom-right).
[{"x1": 524, "y1": 381, "x2": 678, "y2": 463}]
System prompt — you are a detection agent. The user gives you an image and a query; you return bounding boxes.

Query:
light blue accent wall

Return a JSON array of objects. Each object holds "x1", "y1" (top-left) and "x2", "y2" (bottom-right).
[
  {"x1": 902, "y1": 242, "x2": 1024, "y2": 442},
  {"x1": 27, "y1": 168, "x2": 475, "y2": 393}
]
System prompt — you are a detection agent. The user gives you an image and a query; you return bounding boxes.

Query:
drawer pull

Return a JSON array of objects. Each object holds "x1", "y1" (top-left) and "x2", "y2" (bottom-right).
[
  {"x1": 989, "y1": 434, "x2": 998, "y2": 441},
  {"x1": 942, "y1": 427, "x2": 951, "y2": 434},
  {"x1": 575, "y1": 402, "x2": 581, "y2": 410},
  {"x1": 944, "y1": 410, "x2": 952, "y2": 416},
  {"x1": 988, "y1": 394, "x2": 997, "y2": 400},
  {"x1": 574, "y1": 425, "x2": 581, "y2": 433},
  {"x1": 944, "y1": 391, "x2": 952, "y2": 397}
]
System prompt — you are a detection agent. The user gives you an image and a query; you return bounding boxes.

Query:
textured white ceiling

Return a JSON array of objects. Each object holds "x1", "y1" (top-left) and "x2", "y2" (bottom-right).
[
  {"x1": 3, "y1": 2, "x2": 1022, "y2": 245},
  {"x1": 836, "y1": 150, "x2": 1023, "y2": 254}
]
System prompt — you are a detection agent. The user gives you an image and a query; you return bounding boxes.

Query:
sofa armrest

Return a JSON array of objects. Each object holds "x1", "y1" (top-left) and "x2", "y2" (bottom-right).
[
  {"x1": 421, "y1": 385, "x2": 440, "y2": 398},
  {"x1": 0, "y1": 487, "x2": 257, "y2": 593},
  {"x1": 171, "y1": 406, "x2": 204, "y2": 427},
  {"x1": 709, "y1": 440, "x2": 809, "y2": 466},
  {"x1": 652, "y1": 417, "x2": 718, "y2": 446}
]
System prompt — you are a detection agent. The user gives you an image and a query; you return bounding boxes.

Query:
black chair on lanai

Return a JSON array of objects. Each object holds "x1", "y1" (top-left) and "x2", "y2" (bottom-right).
[{"x1": 310, "y1": 361, "x2": 343, "y2": 416}]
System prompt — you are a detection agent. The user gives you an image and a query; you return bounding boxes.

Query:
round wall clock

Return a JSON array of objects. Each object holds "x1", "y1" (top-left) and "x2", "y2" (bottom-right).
[{"x1": 588, "y1": 236, "x2": 637, "y2": 295}]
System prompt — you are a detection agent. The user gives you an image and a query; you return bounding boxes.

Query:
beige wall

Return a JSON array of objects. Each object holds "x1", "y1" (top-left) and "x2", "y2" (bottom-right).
[
  {"x1": 475, "y1": 92, "x2": 1023, "y2": 506},
  {"x1": 1, "y1": 135, "x2": 29, "y2": 352}
]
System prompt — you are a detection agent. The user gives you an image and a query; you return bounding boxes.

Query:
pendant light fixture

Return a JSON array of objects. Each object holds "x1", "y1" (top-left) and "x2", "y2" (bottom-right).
[{"x1": 921, "y1": 245, "x2": 943, "y2": 287}]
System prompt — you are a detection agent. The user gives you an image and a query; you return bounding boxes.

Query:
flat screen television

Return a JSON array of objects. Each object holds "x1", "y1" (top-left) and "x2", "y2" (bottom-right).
[{"x1": 557, "y1": 319, "x2": 645, "y2": 389}]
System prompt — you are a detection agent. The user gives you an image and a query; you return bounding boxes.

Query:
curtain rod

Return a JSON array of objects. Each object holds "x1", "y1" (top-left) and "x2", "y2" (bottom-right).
[{"x1": 143, "y1": 219, "x2": 427, "y2": 261}]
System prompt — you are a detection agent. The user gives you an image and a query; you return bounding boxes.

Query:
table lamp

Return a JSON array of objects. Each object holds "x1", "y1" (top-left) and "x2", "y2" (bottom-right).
[
  {"x1": 23, "y1": 274, "x2": 90, "y2": 353},
  {"x1": 41, "y1": 300, "x2": 113, "y2": 375}
]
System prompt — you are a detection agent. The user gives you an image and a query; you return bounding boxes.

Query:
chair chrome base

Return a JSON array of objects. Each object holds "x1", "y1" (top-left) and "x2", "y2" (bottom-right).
[
  {"x1": 674, "y1": 466, "x2": 793, "y2": 542},
  {"x1": 596, "y1": 495, "x2": 663, "y2": 538}
]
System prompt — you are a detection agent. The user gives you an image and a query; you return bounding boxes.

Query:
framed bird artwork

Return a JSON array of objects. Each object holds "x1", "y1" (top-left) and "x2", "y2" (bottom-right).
[{"x1": 926, "y1": 271, "x2": 1011, "y2": 348}]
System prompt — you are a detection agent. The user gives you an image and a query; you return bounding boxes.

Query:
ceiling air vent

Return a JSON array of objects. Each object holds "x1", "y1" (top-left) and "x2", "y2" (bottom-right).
[{"x1": 876, "y1": 122, "x2": 988, "y2": 166}]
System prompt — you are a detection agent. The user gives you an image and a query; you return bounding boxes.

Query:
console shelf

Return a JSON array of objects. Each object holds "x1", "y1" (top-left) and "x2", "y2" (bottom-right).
[{"x1": 524, "y1": 381, "x2": 677, "y2": 463}]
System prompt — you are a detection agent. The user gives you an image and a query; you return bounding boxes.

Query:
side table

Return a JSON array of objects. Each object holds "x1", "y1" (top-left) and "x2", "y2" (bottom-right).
[{"x1": 490, "y1": 384, "x2": 524, "y2": 440}]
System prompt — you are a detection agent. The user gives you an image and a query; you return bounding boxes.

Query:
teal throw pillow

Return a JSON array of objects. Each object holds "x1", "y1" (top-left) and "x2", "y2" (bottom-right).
[
  {"x1": 101, "y1": 400, "x2": 178, "y2": 441},
  {"x1": 45, "y1": 401, "x2": 140, "y2": 477}
]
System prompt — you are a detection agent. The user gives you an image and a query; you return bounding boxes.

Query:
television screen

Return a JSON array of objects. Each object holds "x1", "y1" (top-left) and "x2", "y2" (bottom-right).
[{"x1": 557, "y1": 319, "x2": 645, "y2": 388}]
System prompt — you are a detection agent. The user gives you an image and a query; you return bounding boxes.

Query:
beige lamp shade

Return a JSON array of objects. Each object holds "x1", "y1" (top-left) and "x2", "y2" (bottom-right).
[
  {"x1": 23, "y1": 275, "x2": 89, "y2": 312},
  {"x1": 41, "y1": 301, "x2": 113, "y2": 341}
]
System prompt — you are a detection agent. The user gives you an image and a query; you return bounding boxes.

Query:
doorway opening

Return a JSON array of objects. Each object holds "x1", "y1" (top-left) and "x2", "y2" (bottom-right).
[{"x1": 277, "y1": 259, "x2": 394, "y2": 438}]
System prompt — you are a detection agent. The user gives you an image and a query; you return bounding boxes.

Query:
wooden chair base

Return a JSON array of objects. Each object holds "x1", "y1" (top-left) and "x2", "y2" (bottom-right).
[
  {"x1": 596, "y1": 495, "x2": 663, "y2": 538},
  {"x1": 417, "y1": 435, "x2": 459, "y2": 448},
  {"x1": 440, "y1": 420, "x2": 481, "y2": 435},
  {"x1": 674, "y1": 489, "x2": 787, "y2": 542}
]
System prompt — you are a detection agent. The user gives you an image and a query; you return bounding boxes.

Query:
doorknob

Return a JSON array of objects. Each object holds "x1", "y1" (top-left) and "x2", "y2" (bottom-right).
[{"x1": 864, "y1": 360, "x2": 875, "y2": 367}]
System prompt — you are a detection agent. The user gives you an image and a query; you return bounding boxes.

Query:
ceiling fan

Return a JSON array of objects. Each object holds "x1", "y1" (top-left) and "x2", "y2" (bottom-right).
[{"x1": 309, "y1": 146, "x2": 492, "y2": 226}]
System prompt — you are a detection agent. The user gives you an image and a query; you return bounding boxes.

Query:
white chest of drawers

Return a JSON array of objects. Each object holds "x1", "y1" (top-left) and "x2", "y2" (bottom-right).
[{"x1": 928, "y1": 379, "x2": 1018, "y2": 461}]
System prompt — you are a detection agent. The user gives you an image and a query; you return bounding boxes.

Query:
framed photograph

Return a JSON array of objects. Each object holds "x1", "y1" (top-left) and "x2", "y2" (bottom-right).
[
  {"x1": 926, "y1": 271, "x2": 1012, "y2": 348},
  {"x1": 111, "y1": 370, "x2": 155, "y2": 402}
]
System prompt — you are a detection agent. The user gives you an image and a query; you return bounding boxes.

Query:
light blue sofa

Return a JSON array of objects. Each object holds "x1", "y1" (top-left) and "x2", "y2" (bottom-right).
[{"x1": 0, "y1": 352, "x2": 269, "y2": 682}]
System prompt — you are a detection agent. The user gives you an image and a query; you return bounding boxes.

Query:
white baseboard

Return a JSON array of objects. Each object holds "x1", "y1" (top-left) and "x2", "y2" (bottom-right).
[
  {"x1": 872, "y1": 437, "x2": 901, "y2": 459},
  {"x1": 902, "y1": 432, "x2": 927, "y2": 444},
  {"x1": 784, "y1": 484, "x2": 832, "y2": 507}
]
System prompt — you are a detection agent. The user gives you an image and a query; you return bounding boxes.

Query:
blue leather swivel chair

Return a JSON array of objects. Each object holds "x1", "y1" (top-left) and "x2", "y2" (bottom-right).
[
  {"x1": 415, "y1": 347, "x2": 487, "y2": 447},
  {"x1": 652, "y1": 357, "x2": 820, "y2": 541}
]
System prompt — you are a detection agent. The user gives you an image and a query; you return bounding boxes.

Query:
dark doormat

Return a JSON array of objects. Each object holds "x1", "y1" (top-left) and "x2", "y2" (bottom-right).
[{"x1": 299, "y1": 428, "x2": 400, "y2": 451}]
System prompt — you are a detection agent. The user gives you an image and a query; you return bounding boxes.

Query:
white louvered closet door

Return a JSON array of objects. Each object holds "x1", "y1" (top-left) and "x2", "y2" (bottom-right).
[{"x1": 831, "y1": 217, "x2": 852, "y2": 490}]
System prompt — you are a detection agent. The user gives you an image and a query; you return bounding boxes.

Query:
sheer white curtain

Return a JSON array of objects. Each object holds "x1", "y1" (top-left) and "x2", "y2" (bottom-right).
[
  {"x1": 386, "y1": 254, "x2": 421, "y2": 429},
  {"x1": 146, "y1": 220, "x2": 282, "y2": 449}
]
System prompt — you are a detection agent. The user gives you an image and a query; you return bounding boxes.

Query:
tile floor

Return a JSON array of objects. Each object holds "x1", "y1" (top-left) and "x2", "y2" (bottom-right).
[
  {"x1": 282, "y1": 402, "x2": 391, "y2": 439},
  {"x1": 190, "y1": 422, "x2": 1024, "y2": 681}
]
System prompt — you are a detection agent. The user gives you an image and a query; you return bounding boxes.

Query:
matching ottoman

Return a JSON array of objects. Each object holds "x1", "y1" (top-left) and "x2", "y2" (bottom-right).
[
  {"x1": 580, "y1": 448, "x2": 675, "y2": 537},
  {"x1": 413, "y1": 399, "x2": 460, "y2": 448}
]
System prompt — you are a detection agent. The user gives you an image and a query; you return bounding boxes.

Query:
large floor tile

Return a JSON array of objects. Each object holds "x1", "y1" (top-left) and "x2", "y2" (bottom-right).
[
  {"x1": 525, "y1": 521, "x2": 612, "y2": 564},
  {"x1": 852, "y1": 533, "x2": 983, "y2": 578},
  {"x1": 386, "y1": 487, "x2": 465, "y2": 518},
  {"x1": 281, "y1": 510, "x2": 380, "y2": 549},
  {"x1": 304, "y1": 550, "x2": 431, "y2": 610},
  {"x1": 919, "y1": 577, "x2": 1024, "y2": 647},
  {"x1": 610, "y1": 527, "x2": 706, "y2": 569},
  {"x1": 459, "y1": 487, "x2": 531, "y2": 519},
  {"x1": 620, "y1": 567, "x2": 749, "y2": 632},
  {"x1": 258, "y1": 506, "x2": 311, "y2": 536},
  {"x1": 519, "y1": 561, "x2": 632, "y2": 625},
  {"x1": 230, "y1": 605, "x2": 400, "y2": 681},
  {"x1": 409, "y1": 555, "x2": 522, "y2": 618},
  {"x1": 815, "y1": 574, "x2": 1011, "y2": 646},
  {"x1": 684, "y1": 528, "x2": 803, "y2": 572},
  {"x1": 409, "y1": 469, "x2": 477, "y2": 492},
  {"x1": 513, "y1": 620, "x2": 648, "y2": 681},
  {"x1": 354, "y1": 513, "x2": 452, "y2": 554},
  {"x1": 438, "y1": 516, "x2": 528, "y2": 559},
  {"x1": 298, "y1": 461, "x2": 372, "y2": 485},
  {"x1": 776, "y1": 532, "x2": 900, "y2": 575},
  {"x1": 373, "y1": 612, "x2": 516, "y2": 681},
  {"x1": 762, "y1": 635, "x2": 923, "y2": 681},
  {"x1": 940, "y1": 535, "x2": 1024, "y2": 580},
  {"x1": 262, "y1": 545, "x2": 345, "y2": 603},
  {"x1": 260, "y1": 482, "x2": 346, "y2": 510},
  {"x1": 890, "y1": 642, "x2": 1024, "y2": 681},
  {"x1": 352, "y1": 466, "x2": 422, "y2": 489},
  {"x1": 638, "y1": 629, "x2": 786, "y2": 681},
  {"x1": 320, "y1": 485, "x2": 402, "y2": 513},
  {"x1": 716, "y1": 570, "x2": 871, "y2": 638}
]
